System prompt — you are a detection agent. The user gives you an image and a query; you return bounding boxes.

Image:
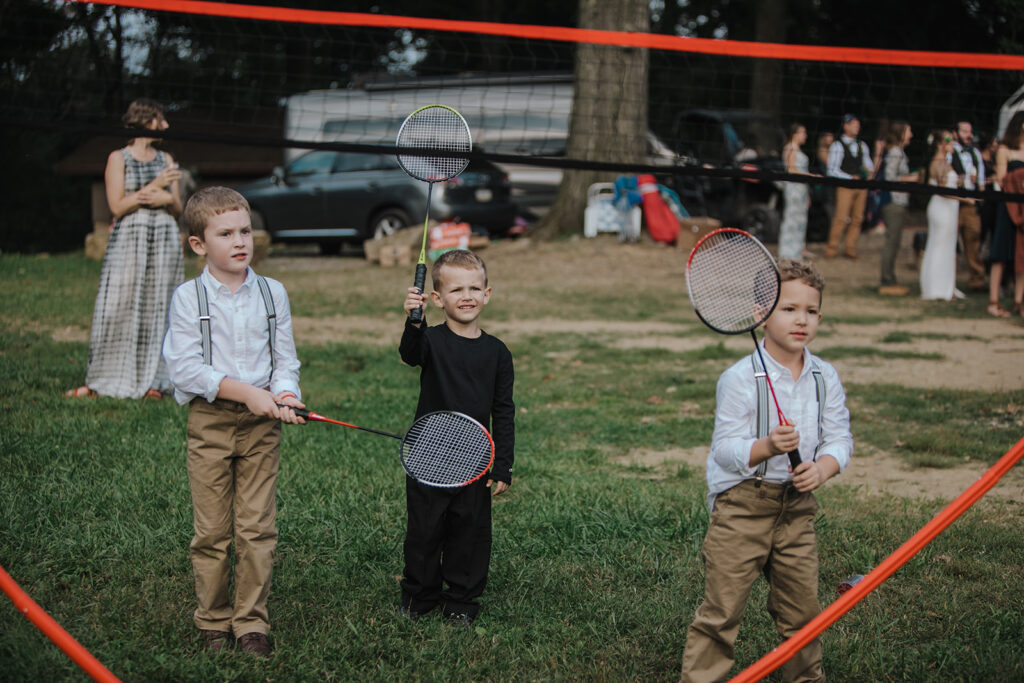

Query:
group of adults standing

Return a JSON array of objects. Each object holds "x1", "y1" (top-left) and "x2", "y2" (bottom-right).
[
  {"x1": 65, "y1": 100, "x2": 1024, "y2": 400},
  {"x1": 777, "y1": 111, "x2": 1024, "y2": 318}
]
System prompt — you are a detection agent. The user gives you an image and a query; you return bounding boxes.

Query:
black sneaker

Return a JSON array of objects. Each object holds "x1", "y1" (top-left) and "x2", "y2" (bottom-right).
[
  {"x1": 444, "y1": 612, "x2": 474, "y2": 628},
  {"x1": 396, "y1": 606, "x2": 421, "y2": 621}
]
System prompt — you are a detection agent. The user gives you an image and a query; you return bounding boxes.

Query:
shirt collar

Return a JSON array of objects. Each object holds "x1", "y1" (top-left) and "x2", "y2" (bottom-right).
[
  {"x1": 759, "y1": 339, "x2": 813, "y2": 381},
  {"x1": 199, "y1": 265, "x2": 255, "y2": 297}
]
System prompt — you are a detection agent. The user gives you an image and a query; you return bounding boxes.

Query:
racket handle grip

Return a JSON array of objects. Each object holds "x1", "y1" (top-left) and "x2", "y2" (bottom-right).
[
  {"x1": 276, "y1": 403, "x2": 310, "y2": 419},
  {"x1": 788, "y1": 449, "x2": 801, "y2": 469},
  {"x1": 409, "y1": 263, "x2": 427, "y2": 323}
]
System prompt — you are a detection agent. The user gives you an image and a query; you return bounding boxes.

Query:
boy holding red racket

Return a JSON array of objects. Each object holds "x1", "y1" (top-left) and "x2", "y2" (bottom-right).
[
  {"x1": 680, "y1": 259, "x2": 853, "y2": 682},
  {"x1": 163, "y1": 186, "x2": 306, "y2": 657},
  {"x1": 398, "y1": 249, "x2": 515, "y2": 626}
]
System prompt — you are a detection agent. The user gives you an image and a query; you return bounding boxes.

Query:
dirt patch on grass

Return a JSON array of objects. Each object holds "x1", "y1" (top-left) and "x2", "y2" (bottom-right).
[
  {"x1": 50, "y1": 227, "x2": 1023, "y2": 501},
  {"x1": 613, "y1": 445, "x2": 1024, "y2": 503}
]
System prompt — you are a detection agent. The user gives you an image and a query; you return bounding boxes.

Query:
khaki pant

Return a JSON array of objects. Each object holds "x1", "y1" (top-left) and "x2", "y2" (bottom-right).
[
  {"x1": 880, "y1": 203, "x2": 908, "y2": 286},
  {"x1": 825, "y1": 187, "x2": 867, "y2": 258},
  {"x1": 958, "y1": 204, "x2": 985, "y2": 289},
  {"x1": 187, "y1": 398, "x2": 281, "y2": 637},
  {"x1": 680, "y1": 481, "x2": 824, "y2": 683}
]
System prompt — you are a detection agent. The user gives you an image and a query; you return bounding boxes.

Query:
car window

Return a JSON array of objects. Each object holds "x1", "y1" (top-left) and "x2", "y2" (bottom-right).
[
  {"x1": 332, "y1": 153, "x2": 399, "y2": 173},
  {"x1": 287, "y1": 151, "x2": 338, "y2": 177}
]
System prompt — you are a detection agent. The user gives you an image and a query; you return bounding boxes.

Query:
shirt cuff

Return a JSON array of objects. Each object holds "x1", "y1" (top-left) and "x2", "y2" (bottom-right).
[
  {"x1": 204, "y1": 371, "x2": 227, "y2": 403},
  {"x1": 490, "y1": 466, "x2": 512, "y2": 484},
  {"x1": 727, "y1": 439, "x2": 758, "y2": 476},
  {"x1": 271, "y1": 385, "x2": 302, "y2": 401},
  {"x1": 819, "y1": 446, "x2": 852, "y2": 472}
]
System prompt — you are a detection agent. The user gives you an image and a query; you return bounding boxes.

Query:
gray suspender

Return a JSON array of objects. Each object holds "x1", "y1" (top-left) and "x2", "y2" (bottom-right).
[
  {"x1": 256, "y1": 276, "x2": 277, "y2": 381},
  {"x1": 195, "y1": 279, "x2": 213, "y2": 366},
  {"x1": 194, "y1": 275, "x2": 277, "y2": 382},
  {"x1": 752, "y1": 355, "x2": 826, "y2": 483}
]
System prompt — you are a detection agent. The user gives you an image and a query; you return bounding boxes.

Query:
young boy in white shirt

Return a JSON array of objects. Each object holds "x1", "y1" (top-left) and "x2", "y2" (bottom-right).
[
  {"x1": 163, "y1": 186, "x2": 305, "y2": 657},
  {"x1": 680, "y1": 259, "x2": 853, "y2": 683}
]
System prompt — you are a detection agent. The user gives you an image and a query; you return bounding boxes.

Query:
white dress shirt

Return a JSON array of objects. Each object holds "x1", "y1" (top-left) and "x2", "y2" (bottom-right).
[
  {"x1": 951, "y1": 142, "x2": 985, "y2": 191},
  {"x1": 704, "y1": 342, "x2": 853, "y2": 508},
  {"x1": 163, "y1": 266, "x2": 301, "y2": 406},
  {"x1": 827, "y1": 136, "x2": 874, "y2": 179}
]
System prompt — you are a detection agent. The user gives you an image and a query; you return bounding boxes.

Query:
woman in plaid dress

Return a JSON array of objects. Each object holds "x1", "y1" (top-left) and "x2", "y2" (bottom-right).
[{"x1": 66, "y1": 99, "x2": 184, "y2": 399}]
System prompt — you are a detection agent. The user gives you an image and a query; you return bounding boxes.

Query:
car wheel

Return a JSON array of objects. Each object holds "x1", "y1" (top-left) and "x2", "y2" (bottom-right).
[
  {"x1": 370, "y1": 208, "x2": 412, "y2": 241},
  {"x1": 742, "y1": 202, "x2": 781, "y2": 244}
]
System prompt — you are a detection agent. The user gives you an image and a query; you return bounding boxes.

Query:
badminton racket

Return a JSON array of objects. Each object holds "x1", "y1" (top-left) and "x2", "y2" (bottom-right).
[
  {"x1": 395, "y1": 104, "x2": 472, "y2": 323},
  {"x1": 685, "y1": 228, "x2": 801, "y2": 469},
  {"x1": 287, "y1": 406, "x2": 493, "y2": 488}
]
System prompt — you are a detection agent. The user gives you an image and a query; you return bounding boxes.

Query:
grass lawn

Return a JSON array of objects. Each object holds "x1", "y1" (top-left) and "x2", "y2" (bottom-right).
[{"x1": 1, "y1": 249, "x2": 1022, "y2": 681}]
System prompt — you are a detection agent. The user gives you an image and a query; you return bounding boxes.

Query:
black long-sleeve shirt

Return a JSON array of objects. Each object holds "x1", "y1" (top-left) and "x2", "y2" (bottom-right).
[{"x1": 399, "y1": 319, "x2": 515, "y2": 483}]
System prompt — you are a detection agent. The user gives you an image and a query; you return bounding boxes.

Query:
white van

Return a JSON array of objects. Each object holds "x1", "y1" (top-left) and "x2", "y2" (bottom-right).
[
  {"x1": 998, "y1": 84, "x2": 1024, "y2": 138},
  {"x1": 284, "y1": 73, "x2": 688, "y2": 217},
  {"x1": 285, "y1": 73, "x2": 571, "y2": 213}
]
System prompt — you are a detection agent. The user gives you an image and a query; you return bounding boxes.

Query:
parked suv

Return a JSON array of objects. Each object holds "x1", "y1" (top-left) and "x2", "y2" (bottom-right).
[
  {"x1": 670, "y1": 109, "x2": 828, "y2": 243},
  {"x1": 236, "y1": 149, "x2": 518, "y2": 253}
]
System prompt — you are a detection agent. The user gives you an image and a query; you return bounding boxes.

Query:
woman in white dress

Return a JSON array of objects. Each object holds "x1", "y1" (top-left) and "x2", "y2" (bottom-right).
[
  {"x1": 777, "y1": 123, "x2": 813, "y2": 260},
  {"x1": 920, "y1": 131, "x2": 966, "y2": 301}
]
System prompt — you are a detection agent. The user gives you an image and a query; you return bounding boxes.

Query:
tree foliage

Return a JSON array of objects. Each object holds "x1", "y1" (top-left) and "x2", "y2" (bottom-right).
[{"x1": 1, "y1": 0, "x2": 1022, "y2": 250}]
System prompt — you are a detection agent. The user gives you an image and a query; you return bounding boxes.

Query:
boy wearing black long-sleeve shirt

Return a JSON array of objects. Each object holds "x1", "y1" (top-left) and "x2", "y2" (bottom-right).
[{"x1": 398, "y1": 249, "x2": 515, "y2": 626}]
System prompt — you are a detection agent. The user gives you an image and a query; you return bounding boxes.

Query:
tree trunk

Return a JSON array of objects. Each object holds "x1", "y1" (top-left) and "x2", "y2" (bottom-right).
[
  {"x1": 534, "y1": 0, "x2": 649, "y2": 239},
  {"x1": 749, "y1": 0, "x2": 786, "y2": 117}
]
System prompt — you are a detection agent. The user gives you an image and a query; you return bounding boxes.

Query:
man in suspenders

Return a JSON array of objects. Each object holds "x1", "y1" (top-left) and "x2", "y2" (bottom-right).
[
  {"x1": 825, "y1": 114, "x2": 875, "y2": 260},
  {"x1": 951, "y1": 120, "x2": 987, "y2": 292}
]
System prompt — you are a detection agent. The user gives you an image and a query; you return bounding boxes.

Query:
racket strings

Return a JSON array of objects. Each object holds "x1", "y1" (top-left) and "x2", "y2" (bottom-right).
[
  {"x1": 687, "y1": 232, "x2": 780, "y2": 334},
  {"x1": 401, "y1": 412, "x2": 493, "y2": 487},
  {"x1": 396, "y1": 107, "x2": 471, "y2": 182}
]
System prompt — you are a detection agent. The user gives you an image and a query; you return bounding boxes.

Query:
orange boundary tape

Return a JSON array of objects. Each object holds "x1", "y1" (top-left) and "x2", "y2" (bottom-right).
[
  {"x1": 0, "y1": 564, "x2": 121, "y2": 683},
  {"x1": 728, "y1": 434, "x2": 1024, "y2": 683},
  {"x1": 67, "y1": 0, "x2": 1024, "y2": 71}
]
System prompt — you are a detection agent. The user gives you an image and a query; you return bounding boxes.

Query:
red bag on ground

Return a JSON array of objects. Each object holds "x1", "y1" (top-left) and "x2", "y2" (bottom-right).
[{"x1": 637, "y1": 174, "x2": 680, "y2": 244}]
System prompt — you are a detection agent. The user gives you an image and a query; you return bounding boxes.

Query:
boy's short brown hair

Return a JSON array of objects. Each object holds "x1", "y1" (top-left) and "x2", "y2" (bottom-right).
[
  {"x1": 430, "y1": 249, "x2": 488, "y2": 290},
  {"x1": 182, "y1": 186, "x2": 251, "y2": 240},
  {"x1": 777, "y1": 258, "x2": 825, "y2": 297}
]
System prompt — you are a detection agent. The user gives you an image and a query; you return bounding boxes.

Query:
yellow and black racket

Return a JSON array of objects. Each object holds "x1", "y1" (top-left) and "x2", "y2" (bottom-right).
[{"x1": 395, "y1": 104, "x2": 472, "y2": 323}]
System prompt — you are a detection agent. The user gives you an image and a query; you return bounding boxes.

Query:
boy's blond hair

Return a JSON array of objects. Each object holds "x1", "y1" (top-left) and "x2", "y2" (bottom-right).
[
  {"x1": 777, "y1": 258, "x2": 825, "y2": 297},
  {"x1": 431, "y1": 249, "x2": 488, "y2": 290},
  {"x1": 182, "y1": 186, "x2": 251, "y2": 240}
]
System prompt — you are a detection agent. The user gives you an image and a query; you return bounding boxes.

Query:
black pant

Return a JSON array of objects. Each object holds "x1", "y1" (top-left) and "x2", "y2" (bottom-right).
[{"x1": 401, "y1": 476, "x2": 492, "y2": 617}]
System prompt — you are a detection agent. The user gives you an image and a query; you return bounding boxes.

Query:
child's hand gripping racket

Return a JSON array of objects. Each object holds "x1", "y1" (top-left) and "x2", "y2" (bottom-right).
[
  {"x1": 395, "y1": 104, "x2": 472, "y2": 323},
  {"x1": 286, "y1": 406, "x2": 494, "y2": 488},
  {"x1": 685, "y1": 228, "x2": 802, "y2": 469}
]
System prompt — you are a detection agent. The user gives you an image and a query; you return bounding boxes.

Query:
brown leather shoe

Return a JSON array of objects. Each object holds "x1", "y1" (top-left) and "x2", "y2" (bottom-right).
[
  {"x1": 879, "y1": 285, "x2": 910, "y2": 297},
  {"x1": 200, "y1": 629, "x2": 232, "y2": 654},
  {"x1": 237, "y1": 632, "x2": 272, "y2": 657}
]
